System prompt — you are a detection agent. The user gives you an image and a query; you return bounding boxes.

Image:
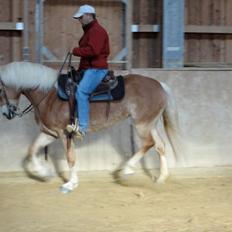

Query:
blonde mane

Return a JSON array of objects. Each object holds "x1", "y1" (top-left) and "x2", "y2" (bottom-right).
[{"x1": 0, "y1": 62, "x2": 58, "y2": 91}]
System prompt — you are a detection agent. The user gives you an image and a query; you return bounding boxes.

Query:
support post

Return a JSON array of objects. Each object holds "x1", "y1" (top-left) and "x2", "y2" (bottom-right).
[
  {"x1": 35, "y1": 0, "x2": 43, "y2": 63},
  {"x1": 125, "y1": 0, "x2": 132, "y2": 70},
  {"x1": 23, "y1": 0, "x2": 29, "y2": 61},
  {"x1": 163, "y1": 0, "x2": 184, "y2": 68}
]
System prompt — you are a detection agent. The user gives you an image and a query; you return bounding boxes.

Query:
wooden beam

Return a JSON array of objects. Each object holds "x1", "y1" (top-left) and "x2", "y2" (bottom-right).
[
  {"x1": 0, "y1": 22, "x2": 24, "y2": 31},
  {"x1": 185, "y1": 25, "x2": 232, "y2": 34}
]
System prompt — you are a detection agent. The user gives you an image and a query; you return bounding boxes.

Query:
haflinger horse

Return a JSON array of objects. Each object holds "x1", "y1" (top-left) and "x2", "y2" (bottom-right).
[{"x1": 0, "y1": 61, "x2": 181, "y2": 193}]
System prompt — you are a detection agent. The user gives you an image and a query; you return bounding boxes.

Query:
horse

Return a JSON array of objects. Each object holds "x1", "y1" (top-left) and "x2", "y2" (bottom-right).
[{"x1": 0, "y1": 61, "x2": 181, "y2": 193}]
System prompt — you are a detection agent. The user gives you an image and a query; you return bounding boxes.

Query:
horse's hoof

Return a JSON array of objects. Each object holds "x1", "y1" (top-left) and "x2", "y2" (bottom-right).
[
  {"x1": 59, "y1": 186, "x2": 73, "y2": 194},
  {"x1": 36, "y1": 168, "x2": 53, "y2": 181},
  {"x1": 122, "y1": 165, "x2": 135, "y2": 176},
  {"x1": 59, "y1": 182, "x2": 78, "y2": 194},
  {"x1": 40, "y1": 175, "x2": 52, "y2": 182},
  {"x1": 155, "y1": 175, "x2": 169, "y2": 184}
]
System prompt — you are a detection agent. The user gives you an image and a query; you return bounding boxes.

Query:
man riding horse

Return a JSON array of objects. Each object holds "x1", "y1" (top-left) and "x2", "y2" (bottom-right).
[
  {"x1": 66, "y1": 4, "x2": 110, "y2": 139},
  {"x1": 0, "y1": 4, "x2": 181, "y2": 193}
]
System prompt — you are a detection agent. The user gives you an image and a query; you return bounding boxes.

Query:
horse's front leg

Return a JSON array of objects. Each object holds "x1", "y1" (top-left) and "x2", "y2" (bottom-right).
[
  {"x1": 60, "y1": 136, "x2": 78, "y2": 193},
  {"x1": 24, "y1": 132, "x2": 56, "y2": 180}
]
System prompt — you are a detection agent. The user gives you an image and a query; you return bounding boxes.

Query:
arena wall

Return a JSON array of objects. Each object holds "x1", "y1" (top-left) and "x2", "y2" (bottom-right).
[{"x1": 0, "y1": 69, "x2": 231, "y2": 173}]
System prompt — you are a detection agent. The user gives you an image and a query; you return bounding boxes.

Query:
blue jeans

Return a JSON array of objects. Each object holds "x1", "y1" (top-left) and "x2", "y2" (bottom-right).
[{"x1": 76, "y1": 69, "x2": 108, "y2": 132}]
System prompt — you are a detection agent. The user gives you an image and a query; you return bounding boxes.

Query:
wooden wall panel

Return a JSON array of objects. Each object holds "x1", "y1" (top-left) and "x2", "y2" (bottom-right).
[
  {"x1": 0, "y1": 0, "x2": 124, "y2": 68},
  {"x1": 132, "y1": 0, "x2": 162, "y2": 68},
  {"x1": 0, "y1": 0, "x2": 22, "y2": 65},
  {"x1": 0, "y1": 0, "x2": 12, "y2": 65},
  {"x1": 185, "y1": 0, "x2": 232, "y2": 66},
  {"x1": 1, "y1": 0, "x2": 162, "y2": 69}
]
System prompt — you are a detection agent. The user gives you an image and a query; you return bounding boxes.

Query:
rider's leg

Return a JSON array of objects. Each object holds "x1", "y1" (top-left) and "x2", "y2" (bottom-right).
[{"x1": 77, "y1": 69, "x2": 108, "y2": 132}]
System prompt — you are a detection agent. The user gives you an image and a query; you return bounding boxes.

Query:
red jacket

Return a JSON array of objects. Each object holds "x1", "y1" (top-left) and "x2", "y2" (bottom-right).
[{"x1": 72, "y1": 19, "x2": 110, "y2": 70}]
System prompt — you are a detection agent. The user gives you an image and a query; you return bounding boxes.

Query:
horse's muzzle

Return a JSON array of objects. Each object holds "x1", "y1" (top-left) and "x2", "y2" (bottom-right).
[
  {"x1": 3, "y1": 111, "x2": 15, "y2": 120},
  {"x1": 1, "y1": 104, "x2": 17, "y2": 120}
]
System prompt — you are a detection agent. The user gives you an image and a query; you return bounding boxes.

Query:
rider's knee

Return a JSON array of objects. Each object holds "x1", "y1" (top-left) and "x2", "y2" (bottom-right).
[{"x1": 77, "y1": 87, "x2": 89, "y2": 99}]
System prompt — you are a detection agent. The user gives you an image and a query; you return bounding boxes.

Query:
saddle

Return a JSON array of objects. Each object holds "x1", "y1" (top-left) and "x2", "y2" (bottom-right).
[{"x1": 57, "y1": 68, "x2": 125, "y2": 102}]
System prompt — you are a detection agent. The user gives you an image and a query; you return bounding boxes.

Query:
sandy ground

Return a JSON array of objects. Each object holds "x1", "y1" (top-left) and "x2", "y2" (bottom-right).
[{"x1": 0, "y1": 168, "x2": 232, "y2": 232}]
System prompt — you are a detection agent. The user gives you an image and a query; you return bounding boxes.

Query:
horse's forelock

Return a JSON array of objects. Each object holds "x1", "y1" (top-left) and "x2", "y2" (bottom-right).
[{"x1": 0, "y1": 62, "x2": 58, "y2": 91}]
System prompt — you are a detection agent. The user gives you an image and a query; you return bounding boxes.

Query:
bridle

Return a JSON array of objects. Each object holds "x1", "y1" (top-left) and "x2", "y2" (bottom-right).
[
  {"x1": 0, "y1": 78, "x2": 50, "y2": 119},
  {"x1": 0, "y1": 52, "x2": 73, "y2": 120}
]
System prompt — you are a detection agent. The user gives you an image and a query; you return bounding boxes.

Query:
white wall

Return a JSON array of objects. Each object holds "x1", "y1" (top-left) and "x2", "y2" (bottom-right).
[
  {"x1": 134, "y1": 69, "x2": 232, "y2": 168},
  {"x1": 0, "y1": 69, "x2": 232, "y2": 173}
]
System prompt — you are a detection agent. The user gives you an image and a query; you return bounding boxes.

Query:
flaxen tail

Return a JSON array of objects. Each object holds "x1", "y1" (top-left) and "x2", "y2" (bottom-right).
[{"x1": 160, "y1": 82, "x2": 185, "y2": 165}]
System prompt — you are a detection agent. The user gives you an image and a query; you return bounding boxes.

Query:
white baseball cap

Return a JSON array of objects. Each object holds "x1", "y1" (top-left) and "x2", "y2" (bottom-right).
[{"x1": 73, "y1": 5, "x2": 96, "y2": 19}]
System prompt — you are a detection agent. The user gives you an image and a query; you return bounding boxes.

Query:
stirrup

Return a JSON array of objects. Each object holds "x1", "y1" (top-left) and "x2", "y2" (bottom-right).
[
  {"x1": 66, "y1": 121, "x2": 79, "y2": 133},
  {"x1": 66, "y1": 122, "x2": 86, "y2": 140},
  {"x1": 74, "y1": 129, "x2": 86, "y2": 140}
]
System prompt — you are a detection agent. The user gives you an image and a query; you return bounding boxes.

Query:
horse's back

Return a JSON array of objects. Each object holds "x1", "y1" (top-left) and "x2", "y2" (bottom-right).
[
  {"x1": 124, "y1": 74, "x2": 163, "y2": 89},
  {"x1": 124, "y1": 74, "x2": 165, "y2": 97}
]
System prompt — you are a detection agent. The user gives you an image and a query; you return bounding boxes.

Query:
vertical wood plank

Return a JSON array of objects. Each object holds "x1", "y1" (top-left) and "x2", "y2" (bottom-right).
[{"x1": 0, "y1": 0, "x2": 12, "y2": 64}]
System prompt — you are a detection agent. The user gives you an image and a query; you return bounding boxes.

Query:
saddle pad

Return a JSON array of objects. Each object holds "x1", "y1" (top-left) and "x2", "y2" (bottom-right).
[{"x1": 57, "y1": 75, "x2": 125, "y2": 102}]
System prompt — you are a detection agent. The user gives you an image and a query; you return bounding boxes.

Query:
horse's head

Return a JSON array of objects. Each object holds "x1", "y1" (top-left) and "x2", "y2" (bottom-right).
[
  {"x1": 0, "y1": 81, "x2": 21, "y2": 119},
  {"x1": 0, "y1": 61, "x2": 58, "y2": 119}
]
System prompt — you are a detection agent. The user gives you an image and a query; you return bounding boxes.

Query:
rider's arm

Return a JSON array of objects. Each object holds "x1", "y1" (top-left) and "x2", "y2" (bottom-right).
[{"x1": 72, "y1": 28, "x2": 107, "y2": 57}]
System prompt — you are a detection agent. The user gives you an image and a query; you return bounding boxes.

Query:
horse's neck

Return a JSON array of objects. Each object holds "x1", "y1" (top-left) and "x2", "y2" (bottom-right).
[{"x1": 23, "y1": 88, "x2": 55, "y2": 107}]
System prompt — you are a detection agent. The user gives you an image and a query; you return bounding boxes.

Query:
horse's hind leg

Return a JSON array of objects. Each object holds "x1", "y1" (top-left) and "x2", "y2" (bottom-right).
[
  {"x1": 151, "y1": 129, "x2": 169, "y2": 183},
  {"x1": 25, "y1": 132, "x2": 56, "y2": 179},
  {"x1": 123, "y1": 132, "x2": 154, "y2": 176},
  {"x1": 122, "y1": 126, "x2": 169, "y2": 184}
]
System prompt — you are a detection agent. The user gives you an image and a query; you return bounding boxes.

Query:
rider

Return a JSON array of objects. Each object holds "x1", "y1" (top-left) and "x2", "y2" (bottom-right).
[{"x1": 66, "y1": 4, "x2": 110, "y2": 138}]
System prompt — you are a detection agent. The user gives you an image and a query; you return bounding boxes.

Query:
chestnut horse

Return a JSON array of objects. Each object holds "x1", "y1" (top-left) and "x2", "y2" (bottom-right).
[{"x1": 0, "y1": 62, "x2": 180, "y2": 193}]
